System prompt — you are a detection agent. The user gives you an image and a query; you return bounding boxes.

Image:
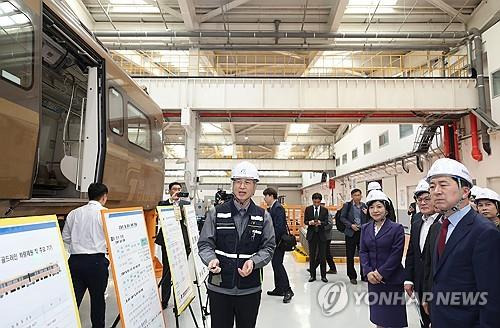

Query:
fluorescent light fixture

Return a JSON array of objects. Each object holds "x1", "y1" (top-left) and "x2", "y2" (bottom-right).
[
  {"x1": 202, "y1": 123, "x2": 223, "y2": 134},
  {"x1": 289, "y1": 124, "x2": 309, "y2": 134},
  {"x1": 178, "y1": 136, "x2": 182, "y2": 140}
]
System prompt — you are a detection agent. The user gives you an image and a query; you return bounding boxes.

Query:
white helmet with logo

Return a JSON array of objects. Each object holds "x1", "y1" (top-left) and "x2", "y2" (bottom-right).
[
  {"x1": 366, "y1": 190, "x2": 389, "y2": 206},
  {"x1": 475, "y1": 188, "x2": 500, "y2": 203},
  {"x1": 426, "y1": 158, "x2": 473, "y2": 186},
  {"x1": 470, "y1": 186, "x2": 482, "y2": 198},
  {"x1": 231, "y1": 161, "x2": 260, "y2": 182},
  {"x1": 414, "y1": 179, "x2": 430, "y2": 197},
  {"x1": 367, "y1": 181, "x2": 382, "y2": 192}
]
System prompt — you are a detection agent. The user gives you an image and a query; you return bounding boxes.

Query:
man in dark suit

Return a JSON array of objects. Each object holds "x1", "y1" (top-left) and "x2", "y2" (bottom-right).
[
  {"x1": 304, "y1": 193, "x2": 329, "y2": 282},
  {"x1": 426, "y1": 158, "x2": 500, "y2": 327},
  {"x1": 310, "y1": 209, "x2": 337, "y2": 275},
  {"x1": 263, "y1": 188, "x2": 294, "y2": 303},
  {"x1": 155, "y1": 181, "x2": 190, "y2": 309},
  {"x1": 404, "y1": 179, "x2": 439, "y2": 328},
  {"x1": 340, "y1": 188, "x2": 368, "y2": 284}
]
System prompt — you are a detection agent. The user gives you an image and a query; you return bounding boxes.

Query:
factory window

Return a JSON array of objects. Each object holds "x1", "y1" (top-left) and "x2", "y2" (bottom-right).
[
  {"x1": 399, "y1": 124, "x2": 413, "y2": 139},
  {"x1": 335, "y1": 158, "x2": 341, "y2": 166},
  {"x1": 379, "y1": 131, "x2": 389, "y2": 147},
  {"x1": 342, "y1": 153, "x2": 347, "y2": 165},
  {"x1": 363, "y1": 140, "x2": 371, "y2": 154},
  {"x1": 352, "y1": 148, "x2": 358, "y2": 159},
  {"x1": 0, "y1": 1, "x2": 33, "y2": 89},
  {"x1": 127, "y1": 103, "x2": 151, "y2": 151},
  {"x1": 493, "y1": 70, "x2": 500, "y2": 98},
  {"x1": 109, "y1": 88, "x2": 124, "y2": 135}
]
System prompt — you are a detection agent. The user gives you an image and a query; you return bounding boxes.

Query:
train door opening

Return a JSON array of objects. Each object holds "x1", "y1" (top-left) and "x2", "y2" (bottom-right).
[{"x1": 32, "y1": 7, "x2": 103, "y2": 198}]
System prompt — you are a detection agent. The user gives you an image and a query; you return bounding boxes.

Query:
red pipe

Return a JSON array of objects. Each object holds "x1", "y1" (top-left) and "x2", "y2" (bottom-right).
[
  {"x1": 452, "y1": 122, "x2": 460, "y2": 162},
  {"x1": 469, "y1": 113, "x2": 483, "y2": 161},
  {"x1": 443, "y1": 124, "x2": 451, "y2": 157}
]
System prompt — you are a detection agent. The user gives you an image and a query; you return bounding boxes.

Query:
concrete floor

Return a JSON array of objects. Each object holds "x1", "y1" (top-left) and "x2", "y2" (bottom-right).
[{"x1": 79, "y1": 254, "x2": 421, "y2": 327}]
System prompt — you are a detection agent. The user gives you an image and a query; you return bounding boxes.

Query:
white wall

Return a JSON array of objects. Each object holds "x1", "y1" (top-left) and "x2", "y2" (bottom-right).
[
  {"x1": 302, "y1": 172, "x2": 323, "y2": 187},
  {"x1": 483, "y1": 20, "x2": 500, "y2": 123},
  {"x1": 334, "y1": 123, "x2": 421, "y2": 176},
  {"x1": 301, "y1": 182, "x2": 335, "y2": 206}
]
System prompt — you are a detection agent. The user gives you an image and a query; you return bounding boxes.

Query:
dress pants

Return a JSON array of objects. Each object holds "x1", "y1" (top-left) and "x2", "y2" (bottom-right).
[
  {"x1": 308, "y1": 236, "x2": 326, "y2": 278},
  {"x1": 345, "y1": 231, "x2": 363, "y2": 280},
  {"x1": 271, "y1": 247, "x2": 290, "y2": 293},
  {"x1": 313, "y1": 239, "x2": 337, "y2": 272},
  {"x1": 69, "y1": 254, "x2": 109, "y2": 328},
  {"x1": 160, "y1": 243, "x2": 172, "y2": 307},
  {"x1": 208, "y1": 290, "x2": 261, "y2": 328},
  {"x1": 417, "y1": 290, "x2": 431, "y2": 328}
]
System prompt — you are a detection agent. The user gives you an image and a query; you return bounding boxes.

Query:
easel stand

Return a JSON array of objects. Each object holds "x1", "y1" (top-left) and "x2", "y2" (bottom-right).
[
  {"x1": 193, "y1": 278, "x2": 209, "y2": 327},
  {"x1": 110, "y1": 267, "x2": 200, "y2": 328}
]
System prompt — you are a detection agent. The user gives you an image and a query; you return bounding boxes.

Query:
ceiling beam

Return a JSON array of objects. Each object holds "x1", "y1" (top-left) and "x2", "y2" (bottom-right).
[
  {"x1": 199, "y1": 0, "x2": 253, "y2": 23},
  {"x1": 467, "y1": 0, "x2": 500, "y2": 31},
  {"x1": 229, "y1": 123, "x2": 236, "y2": 143},
  {"x1": 424, "y1": 0, "x2": 469, "y2": 24},
  {"x1": 314, "y1": 124, "x2": 336, "y2": 135},
  {"x1": 236, "y1": 125, "x2": 260, "y2": 135},
  {"x1": 64, "y1": 0, "x2": 95, "y2": 30},
  {"x1": 177, "y1": 0, "x2": 199, "y2": 30},
  {"x1": 327, "y1": 0, "x2": 349, "y2": 32}
]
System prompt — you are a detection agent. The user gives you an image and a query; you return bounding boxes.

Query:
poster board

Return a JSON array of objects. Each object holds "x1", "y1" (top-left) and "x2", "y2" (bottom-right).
[
  {"x1": 183, "y1": 204, "x2": 209, "y2": 283},
  {"x1": 0, "y1": 215, "x2": 81, "y2": 327},
  {"x1": 157, "y1": 206, "x2": 195, "y2": 314},
  {"x1": 101, "y1": 208, "x2": 165, "y2": 328}
]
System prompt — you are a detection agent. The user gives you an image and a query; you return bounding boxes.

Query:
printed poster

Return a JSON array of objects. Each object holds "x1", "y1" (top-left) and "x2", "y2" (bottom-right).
[
  {"x1": 157, "y1": 206, "x2": 195, "y2": 314},
  {"x1": 101, "y1": 208, "x2": 165, "y2": 328},
  {"x1": 0, "y1": 215, "x2": 81, "y2": 328},
  {"x1": 183, "y1": 204, "x2": 209, "y2": 284}
]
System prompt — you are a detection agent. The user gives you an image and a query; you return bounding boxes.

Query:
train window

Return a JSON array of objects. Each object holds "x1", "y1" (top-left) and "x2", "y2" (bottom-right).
[
  {"x1": 0, "y1": 1, "x2": 34, "y2": 89},
  {"x1": 109, "y1": 88, "x2": 124, "y2": 135},
  {"x1": 127, "y1": 103, "x2": 151, "y2": 151}
]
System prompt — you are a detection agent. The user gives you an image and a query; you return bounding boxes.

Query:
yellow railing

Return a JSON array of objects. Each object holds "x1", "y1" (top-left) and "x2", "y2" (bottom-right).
[{"x1": 111, "y1": 51, "x2": 470, "y2": 78}]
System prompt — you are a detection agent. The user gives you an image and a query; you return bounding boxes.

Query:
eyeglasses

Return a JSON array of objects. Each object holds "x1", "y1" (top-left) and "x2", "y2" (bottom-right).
[{"x1": 233, "y1": 179, "x2": 255, "y2": 187}]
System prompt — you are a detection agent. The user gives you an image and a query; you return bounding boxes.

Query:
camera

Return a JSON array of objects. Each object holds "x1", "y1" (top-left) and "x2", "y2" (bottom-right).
[
  {"x1": 215, "y1": 190, "x2": 233, "y2": 204},
  {"x1": 177, "y1": 192, "x2": 189, "y2": 198}
]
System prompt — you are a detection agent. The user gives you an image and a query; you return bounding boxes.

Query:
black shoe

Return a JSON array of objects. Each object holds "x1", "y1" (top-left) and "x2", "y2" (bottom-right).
[
  {"x1": 326, "y1": 269, "x2": 337, "y2": 274},
  {"x1": 321, "y1": 277, "x2": 328, "y2": 283},
  {"x1": 350, "y1": 279, "x2": 358, "y2": 285},
  {"x1": 267, "y1": 289, "x2": 285, "y2": 296},
  {"x1": 283, "y1": 290, "x2": 294, "y2": 303},
  {"x1": 308, "y1": 277, "x2": 316, "y2": 282}
]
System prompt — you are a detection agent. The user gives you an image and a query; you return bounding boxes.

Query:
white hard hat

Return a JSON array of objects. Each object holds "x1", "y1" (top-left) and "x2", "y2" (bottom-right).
[
  {"x1": 366, "y1": 190, "x2": 389, "y2": 205},
  {"x1": 231, "y1": 161, "x2": 259, "y2": 182},
  {"x1": 426, "y1": 158, "x2": 473, "y2": 186},
  {"x1": 367, "y1": 181, "x2": 382, "y2": 192},
  {"x1": 470, "y1": 186, "x2": 482, "y2": 197},
  {"x1": 475, "y1": 188, "x2": 500, "y2": 203},
  {"x1": 414, "y1": 179, "x2": 430, "y2": 197}
]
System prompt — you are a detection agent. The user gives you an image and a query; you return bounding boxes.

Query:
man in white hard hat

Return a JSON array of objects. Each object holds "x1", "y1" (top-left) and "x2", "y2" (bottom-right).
[
  {"x1": 426, "y1": 158, "x2": 500, "y2": 327},
  {"x1": 475, "y1": 187, "x2": 500, "y2": 229},
  {"x1": 404, "y1": 179, "x2": 439, "y2": 328},
  {"x1": 469, "y1": 186, "x2": 482, "y2": 211},
  {"x1": 198, "y1": 161, "x2": 276, "y2": 328},
  {"x1": 367, "y1": 181, "x2": 397, "y2": 221}
]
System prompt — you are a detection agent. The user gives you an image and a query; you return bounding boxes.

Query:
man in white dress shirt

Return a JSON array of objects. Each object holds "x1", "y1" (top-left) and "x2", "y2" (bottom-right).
[{"x1": 62, "y1": 183, "x2": 109, "y2": 328}]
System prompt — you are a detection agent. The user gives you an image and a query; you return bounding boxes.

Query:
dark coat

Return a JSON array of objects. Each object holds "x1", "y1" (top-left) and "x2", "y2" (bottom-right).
[
  {"x1": 268, "y1": 201, "x2": 287, "y2": 241},
  {"x1": 404, "y1": 213, "x2": 440, "y2": 293},
  {"x1": 339, "y1": 201, "x2": 368, "y2": 237},
  {"x1": 360, "y1": 219, "x2": 406, "y2": 284},
  {"x1": 155, "y1": 199, "x2": 190, "y2": 251},
  {"x1": 430, "y1": 209, "x2": 500, "y2": 328},
  {"x1": 304, "y1": 205, "x2": 329, "y2": 242}
]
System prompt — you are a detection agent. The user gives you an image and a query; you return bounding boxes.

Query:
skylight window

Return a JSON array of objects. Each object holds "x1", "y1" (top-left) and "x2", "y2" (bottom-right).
[
  {"x1": 289, "y1": 124, "x2": 309, "y2": 134},
  {"x1": 276, "y1": 142, "x2": 292, "y2": 159},
  {"x1": 202, "y1": 123, "x2": 223, "y2": 134}
]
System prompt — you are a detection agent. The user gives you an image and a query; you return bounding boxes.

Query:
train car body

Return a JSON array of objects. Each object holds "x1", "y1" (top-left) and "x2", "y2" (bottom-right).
[{"x1": 0, "y1": 0, "x2": 164, "y2": 217}]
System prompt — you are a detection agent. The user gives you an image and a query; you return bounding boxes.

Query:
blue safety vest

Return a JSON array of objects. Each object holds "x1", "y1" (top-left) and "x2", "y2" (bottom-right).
[{"x1": 209, "y1": 200, "x2": 265, "y2": 289}]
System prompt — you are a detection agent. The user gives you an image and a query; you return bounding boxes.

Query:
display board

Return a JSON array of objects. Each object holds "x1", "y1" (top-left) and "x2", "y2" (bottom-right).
[
  {"x1": 157, "y1": 206, "x2": 195, "y2": 314},
  {"x1": 101, "y1": 208, "x2": 165, "y2": 328},
  {"x1": 183, "y1": 204, "x2": 209, "y2": 283},
  {"x1": 0, "y1": 215, "x2": 81, "y2": 328}
]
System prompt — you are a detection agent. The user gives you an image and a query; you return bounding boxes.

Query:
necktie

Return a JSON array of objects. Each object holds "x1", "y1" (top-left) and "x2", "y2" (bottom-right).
[
  {"x1": 314, "y1": 207, "x2": 319, "y2": 219},
  {"x1": 437, "y1": 218, "x2": 451, "y2": 257}
]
